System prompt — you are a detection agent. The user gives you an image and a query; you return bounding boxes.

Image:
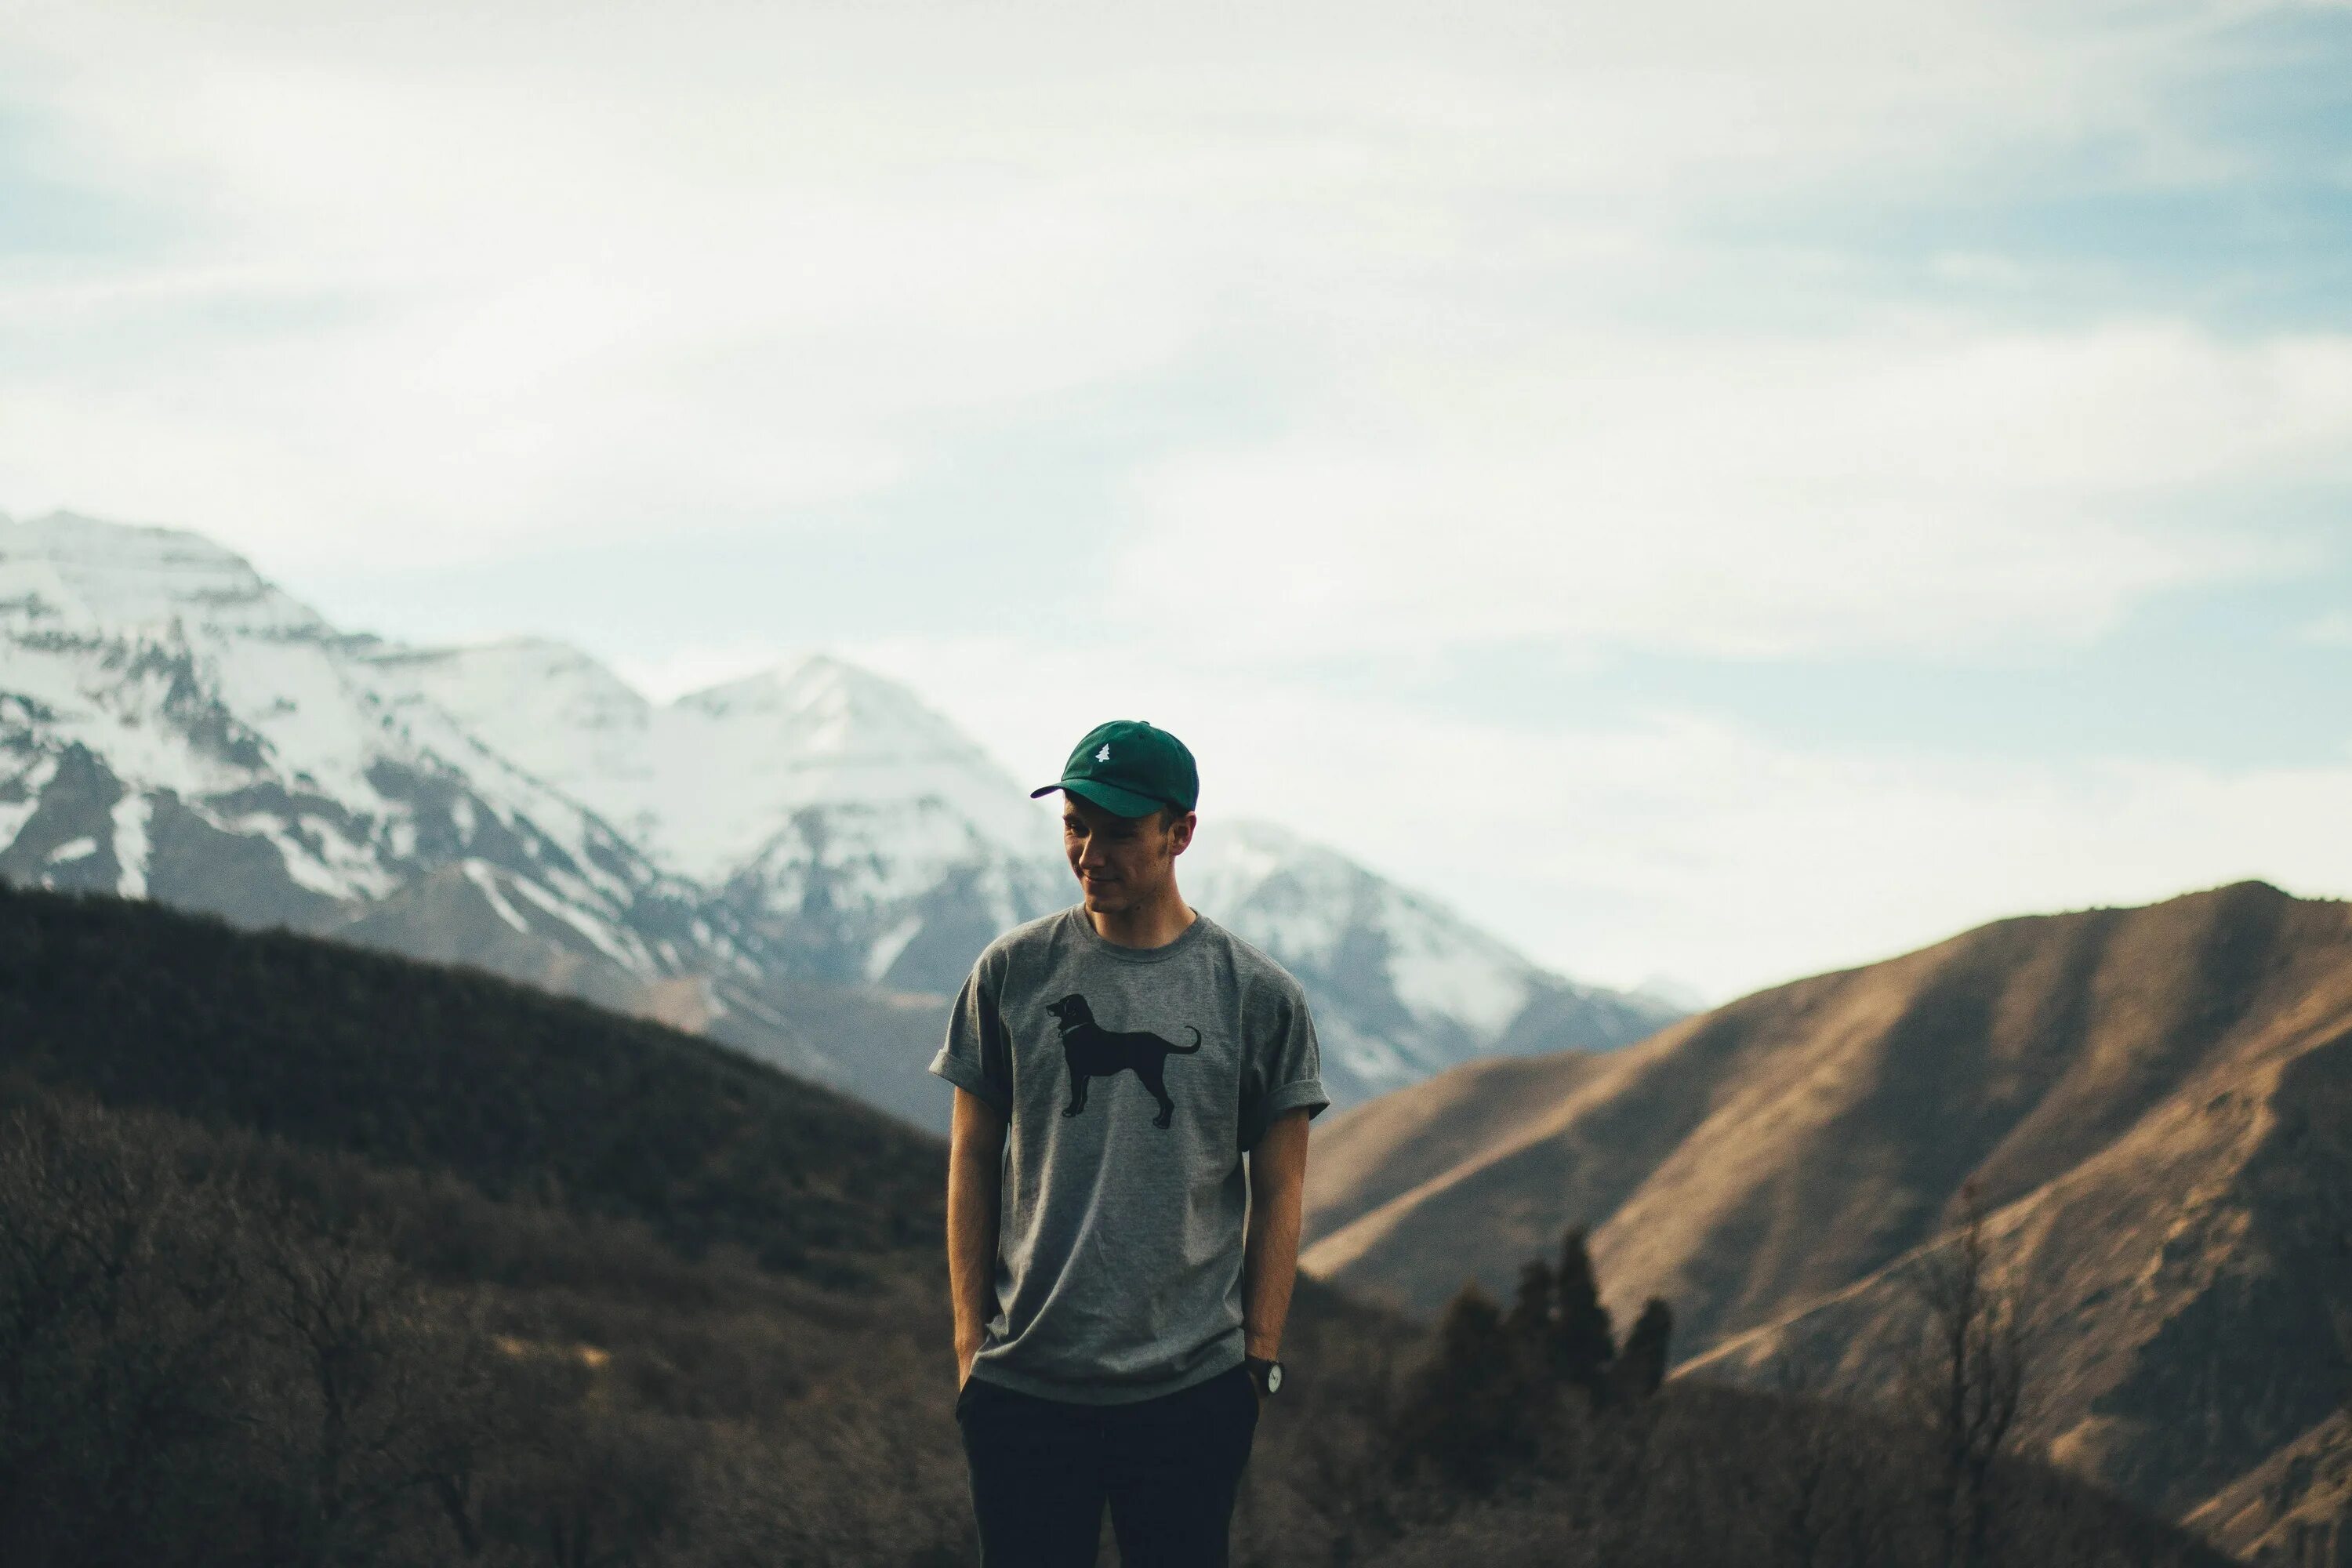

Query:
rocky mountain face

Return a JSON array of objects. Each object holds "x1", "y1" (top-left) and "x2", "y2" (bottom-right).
[
  {"x1": 1298, "y1": 880, "x2": 2352, "y2": 1546},
  {"x1": 0, "y1": 509, "x2": 1671, "y2": 1128},
  {"x1": 1181, "y1": 819, "x2": 1671, "y2": 1104}
]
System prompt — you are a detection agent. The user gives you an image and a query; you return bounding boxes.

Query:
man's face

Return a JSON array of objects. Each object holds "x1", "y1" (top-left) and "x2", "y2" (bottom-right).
[{"x1": 1062, "y1": 791, "x2": 1193, "y2": 914}]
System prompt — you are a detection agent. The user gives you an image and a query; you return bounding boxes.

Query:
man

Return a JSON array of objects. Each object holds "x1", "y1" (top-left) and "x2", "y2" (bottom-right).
[{"x1": 929, "y1": 718, "x2": 1328, "y2": 1567}]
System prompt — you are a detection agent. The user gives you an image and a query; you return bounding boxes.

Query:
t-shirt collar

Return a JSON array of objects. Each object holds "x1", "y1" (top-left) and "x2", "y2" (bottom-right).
[{"x1": 1065, "y1": 902, "x2": 1211, "y2": 964}]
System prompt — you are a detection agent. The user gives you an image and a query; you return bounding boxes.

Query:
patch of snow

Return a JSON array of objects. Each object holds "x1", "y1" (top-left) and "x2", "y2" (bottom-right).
[
  {"x1": 45, "y1": 836, "x2": 98, "y2": 865},
  {"x1": 1314, "y1": 1014, "x2": 1421, "y2": 1098},
  {"x1": 0, "y1": 805, "x2": 37, "y2": 856},
  {"x1": 733, "y1": 797, "x2": 1025, "y2": 920},
  {"x1": 266, "y1": 827, "x2": 358, "y2": 898},
  {"x1": 461, "y1": 859, "x2": 532, "y2": 934},
  {"x1": 503, "y1": 869, "x2": 649, "y2": 971},
  {"x1": 110, "y1": 793, "x2": 151, "y2": 898},
  {"x1": 0, "y1": 756, "x2": 58, "y2": 855},
  {"x1": 1377, "y1": 885, "x2": 1541, "y2": 1035},
  {"x1": 866, "y1": 912, "x2": 925, "y2": 982},
  {"x1": 1186, "y1": 818, "x2": 1296, "y2": 903}
]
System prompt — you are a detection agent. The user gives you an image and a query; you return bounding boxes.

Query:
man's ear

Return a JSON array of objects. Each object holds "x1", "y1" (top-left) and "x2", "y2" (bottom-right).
[{"x1": 1167, "y1": 811, "x2": 1196, "y2": 855}]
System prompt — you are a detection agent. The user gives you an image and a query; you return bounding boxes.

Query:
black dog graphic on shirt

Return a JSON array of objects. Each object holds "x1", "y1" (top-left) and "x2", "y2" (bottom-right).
[{"x1": 1044, "y1": 993, "x2": 1202, "y2": 1129}]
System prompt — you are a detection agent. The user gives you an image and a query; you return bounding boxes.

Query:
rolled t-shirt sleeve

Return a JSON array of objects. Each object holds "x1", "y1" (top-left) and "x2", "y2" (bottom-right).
[
  {"x1": 1241, "y1": 976, "x2": 1330, "y2": 1151},
  {"x1": 930, "y1": 957, "x2": 1013, "y2": 1116}
]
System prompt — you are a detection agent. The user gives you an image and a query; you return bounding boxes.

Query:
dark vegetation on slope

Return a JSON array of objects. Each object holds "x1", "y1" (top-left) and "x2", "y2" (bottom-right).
[
  {"x1": 0, "y1": 884, "x2": 2230, "y2": 1566},
  {"x1": 0, "y1": 882, "x2": 942, "y2": 1285}
]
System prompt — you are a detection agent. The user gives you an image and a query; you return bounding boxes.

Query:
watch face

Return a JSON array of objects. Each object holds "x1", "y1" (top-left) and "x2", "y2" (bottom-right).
[{"x1": 1265, "y1": 1362, "x2": 1283, "y2": 1394}]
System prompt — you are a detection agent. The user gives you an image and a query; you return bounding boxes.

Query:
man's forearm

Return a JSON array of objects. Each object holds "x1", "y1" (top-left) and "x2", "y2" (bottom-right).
[
  {"x1": 1241, "y1": 1108, "x2": 1310, "y2": 1360},
  {"x1": 948, "y1": 1152, "x2": 999, "y2": 1352},
  {"x1": 946, "y1": 1088, "x2": 1005, "y2": 1378}
]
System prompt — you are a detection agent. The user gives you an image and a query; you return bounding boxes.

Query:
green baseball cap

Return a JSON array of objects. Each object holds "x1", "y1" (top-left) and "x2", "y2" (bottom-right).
[{"x1": 1030, "y1": 719, "x2": 1199, "y2": 818}]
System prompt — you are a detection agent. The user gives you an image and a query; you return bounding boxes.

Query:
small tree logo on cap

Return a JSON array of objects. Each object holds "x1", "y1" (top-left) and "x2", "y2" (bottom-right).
[{"x1": 1096, "y1": 744, "x2": 1111, "y2": 761}]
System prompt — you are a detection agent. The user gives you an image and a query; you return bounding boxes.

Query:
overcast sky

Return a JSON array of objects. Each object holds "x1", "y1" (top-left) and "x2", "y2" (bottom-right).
[{"x1": 5, "y1": 0, "x2": 2351, "y2": 999}]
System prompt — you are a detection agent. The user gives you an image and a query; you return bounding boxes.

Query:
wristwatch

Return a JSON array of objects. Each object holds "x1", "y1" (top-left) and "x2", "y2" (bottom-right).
[{"x1": 1244, "y1": 1356, "x2": 1283, "y2": 1396}]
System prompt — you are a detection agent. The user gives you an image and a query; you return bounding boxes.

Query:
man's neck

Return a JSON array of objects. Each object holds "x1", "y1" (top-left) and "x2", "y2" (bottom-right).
[{"x1": 1087, "y1": 884, "x2": 1197, "y2": 950}]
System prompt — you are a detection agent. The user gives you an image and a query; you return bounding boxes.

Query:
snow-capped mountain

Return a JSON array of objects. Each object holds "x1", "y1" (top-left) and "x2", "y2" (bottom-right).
[
  {"x1": 0, "y1": 514, "x2": 735, "y2": 989},
  {"x1": 0, "y1": 509, "x2": 1681, "y2": 1126},
  {"x1": 358, "y1": 638, "x2": 1067, "y2": 993}
]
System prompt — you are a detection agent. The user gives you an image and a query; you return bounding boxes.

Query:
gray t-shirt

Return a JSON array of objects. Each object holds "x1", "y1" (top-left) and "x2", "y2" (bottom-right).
[{"x1": 929, "y1": 903, "x2": 1329, "y2": 1405}]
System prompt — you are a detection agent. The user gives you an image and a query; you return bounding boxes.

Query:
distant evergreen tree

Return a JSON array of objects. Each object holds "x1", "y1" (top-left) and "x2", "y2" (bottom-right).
[
  {"x1": 1439, "y1": 1281, "x2": 1508, "y2": 1375},
  {"x1": 1613, "y1": 1296, "x2": 1675, "y2": 1401},
  {"x1": 1390, "y1": 1282, "x2": 1542, "y2": 1497},
  {"x1": 1385, "y1": 1237, "x2": 1690, "y2": 1524},
  {"x1": 1505, "y1": 1255, "x2": 1555, "y2": 1342},
  {"x1": 1552, "y1": 1226, "x2": 1617, "y2": 1399}
]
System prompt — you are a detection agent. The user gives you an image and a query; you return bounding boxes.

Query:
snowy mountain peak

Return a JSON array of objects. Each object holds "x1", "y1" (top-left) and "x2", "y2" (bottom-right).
[
  {"x1": 659, "y1": 654, "x2": 1051, "y2": 862},
  {"x1": 0, "y1": 510, "x2": 332, "y2": 641},
  {"x1": 677, "y1": 654, "x2": 993, "y2": 764}
]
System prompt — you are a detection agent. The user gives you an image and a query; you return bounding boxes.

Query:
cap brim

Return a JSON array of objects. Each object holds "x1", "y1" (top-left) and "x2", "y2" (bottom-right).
[{"x1": 1029, "y1": 778, "x2": 1166, "y2": 818}]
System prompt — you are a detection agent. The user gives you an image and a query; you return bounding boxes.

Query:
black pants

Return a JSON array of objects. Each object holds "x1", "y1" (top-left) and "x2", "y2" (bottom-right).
[{"x1": 954, "y1": 1362, "x2": 1259, "y2": 1567}]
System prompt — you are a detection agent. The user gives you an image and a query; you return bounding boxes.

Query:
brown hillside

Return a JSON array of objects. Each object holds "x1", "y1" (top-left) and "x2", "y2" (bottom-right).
[
  {"x1": 1301, "y1": 880, "x2": 2352, "y2": 1530},
  {"x1": 2183, "y1": 1410, "x2": 2352, "y2": 1560}
]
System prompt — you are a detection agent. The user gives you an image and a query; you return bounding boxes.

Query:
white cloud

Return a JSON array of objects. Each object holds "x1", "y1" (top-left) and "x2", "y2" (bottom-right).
[
  {"x1": 1115, "y1": 322, "x2": 2345, "y2": 661},
  {"x1": 3, "y1": 0, "x2": 2323, "y2": 610}
]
